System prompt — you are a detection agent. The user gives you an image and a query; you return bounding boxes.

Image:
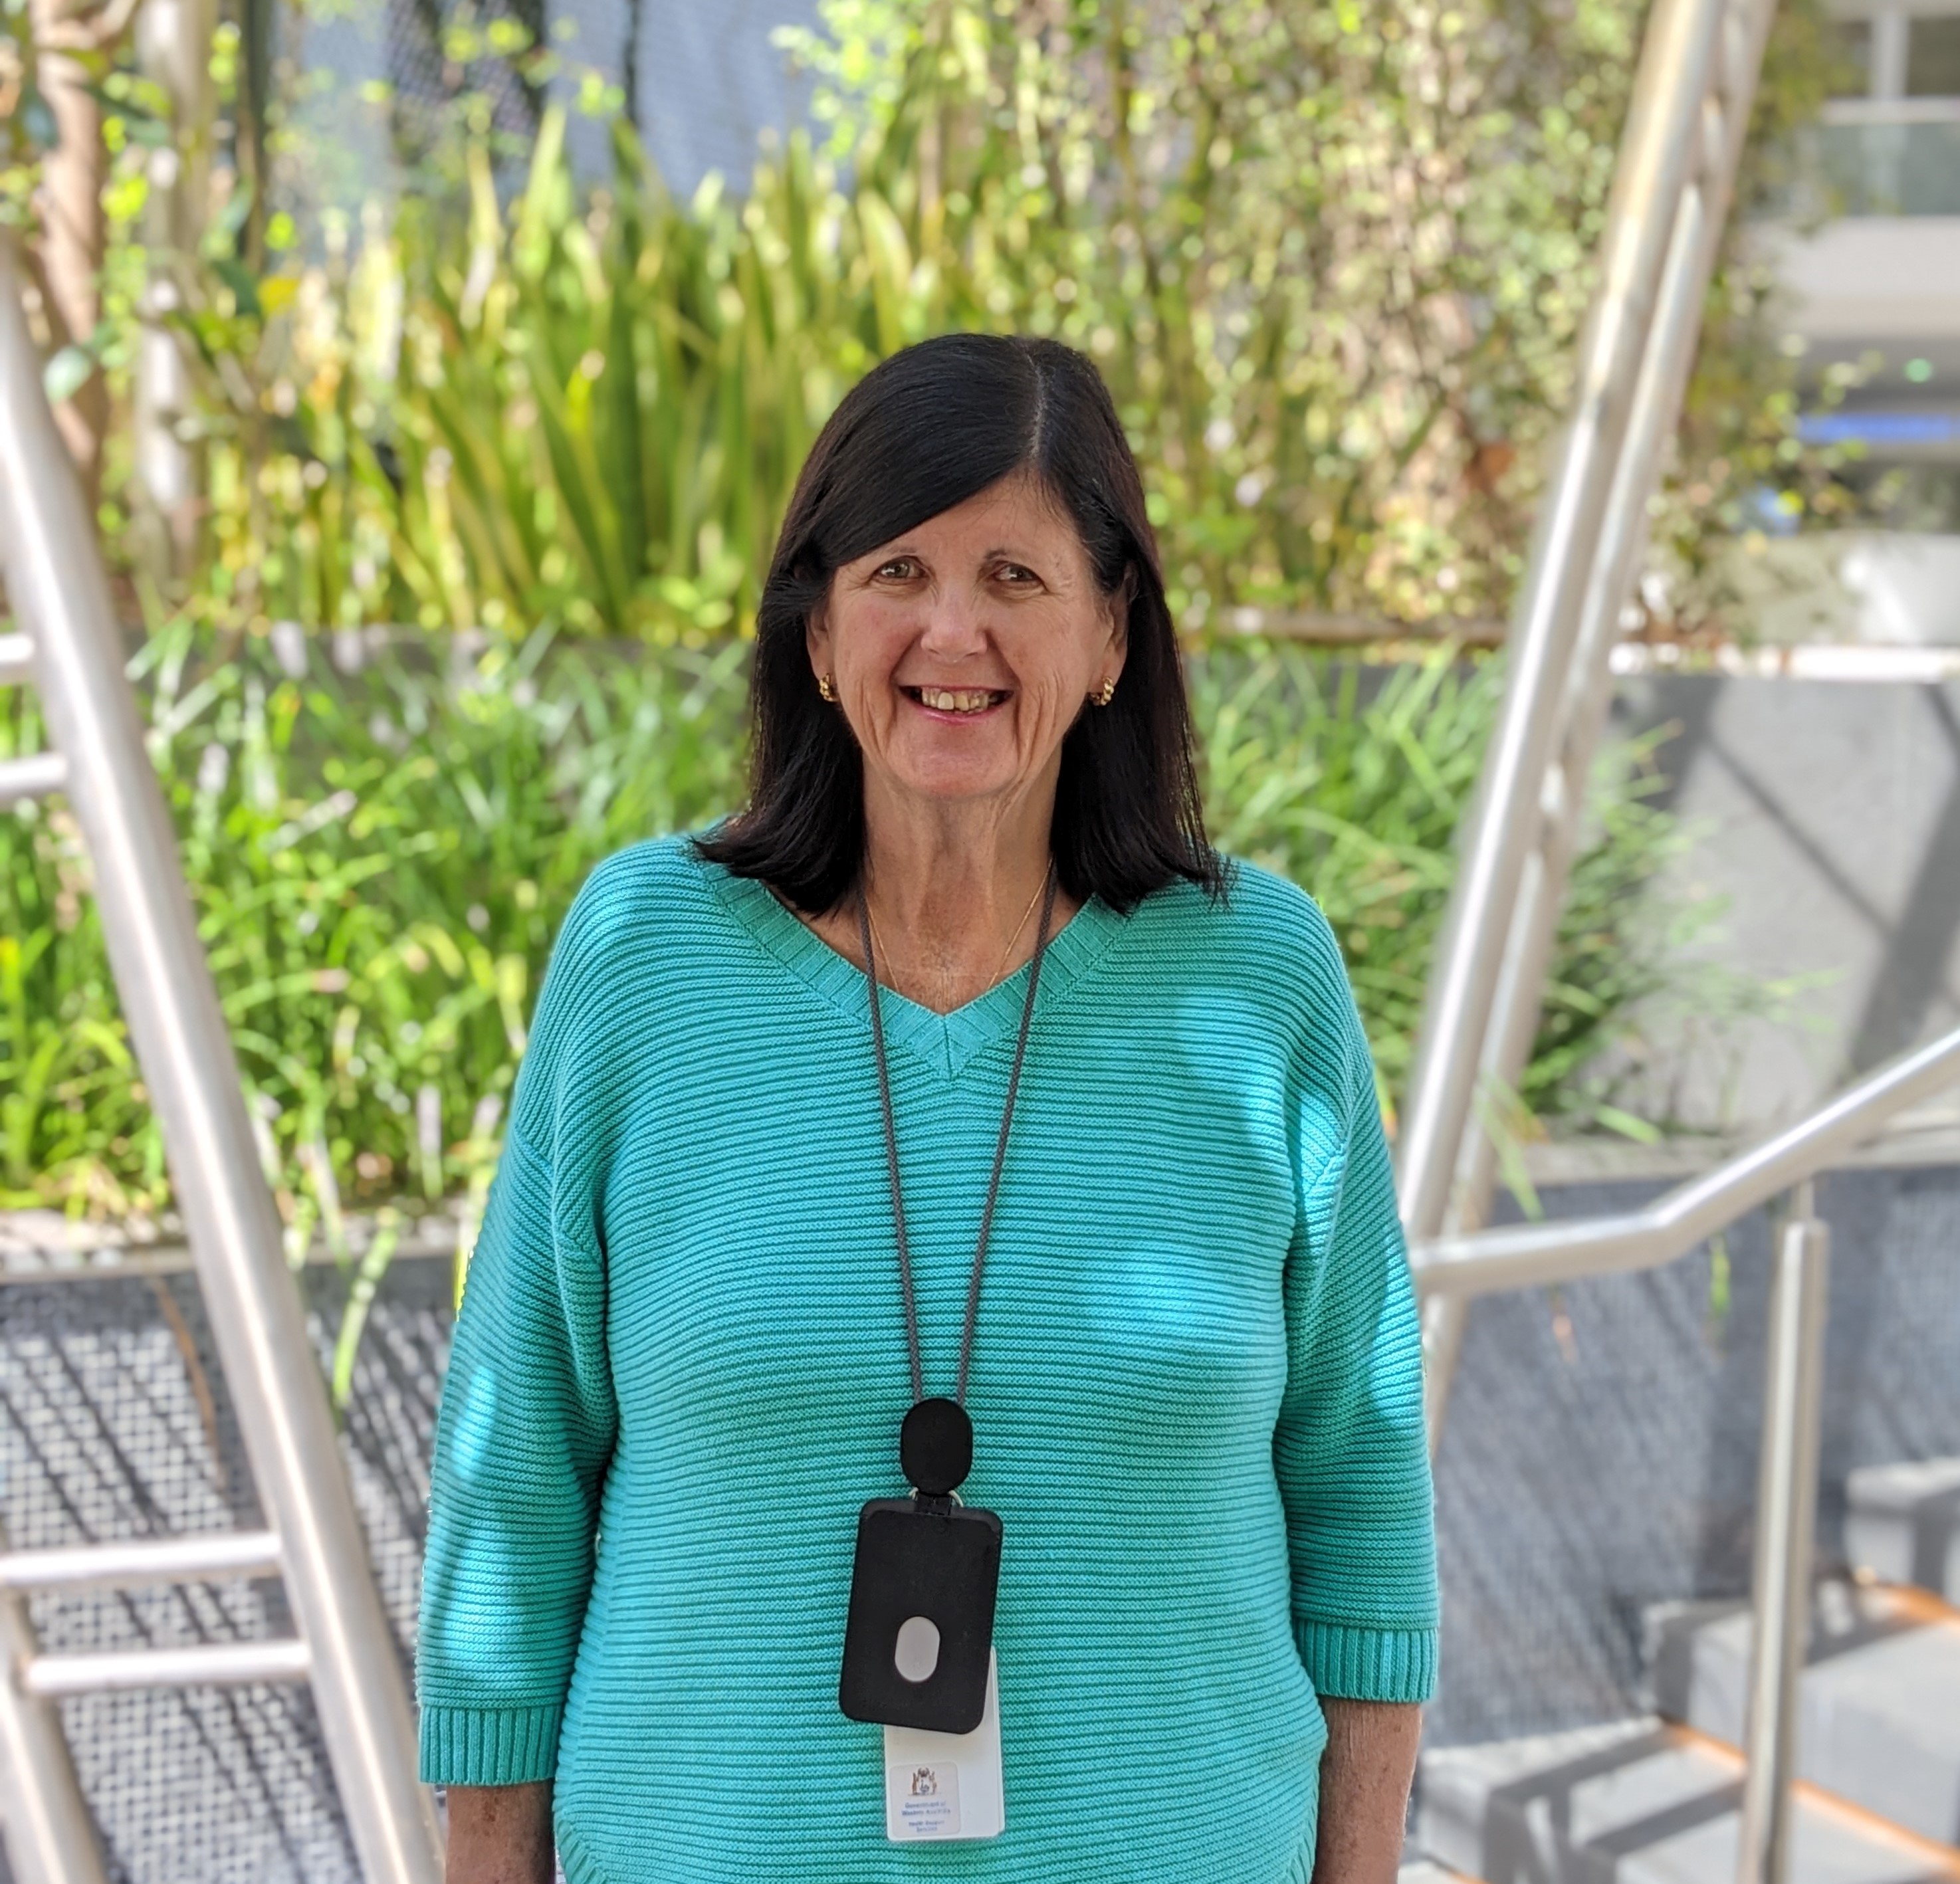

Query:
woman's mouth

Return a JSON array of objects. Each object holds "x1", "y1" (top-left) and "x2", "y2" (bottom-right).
[{"x1": 903, "y1": 686, "x2": 1009, "y2": 717}]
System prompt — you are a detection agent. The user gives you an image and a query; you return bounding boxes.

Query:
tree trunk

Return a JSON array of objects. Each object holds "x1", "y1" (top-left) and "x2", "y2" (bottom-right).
[
  {"x1": 27, "y1": 0, "x2": 108, "y2": 506},
  {"x1": 133, "y1": 0, "x2": 217, "y2": 580}
]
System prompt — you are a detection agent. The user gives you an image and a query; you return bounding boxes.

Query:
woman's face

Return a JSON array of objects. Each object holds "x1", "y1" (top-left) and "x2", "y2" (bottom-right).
[{"x1": 808, "y1": 475, "x2": 1125, "y2": 815}]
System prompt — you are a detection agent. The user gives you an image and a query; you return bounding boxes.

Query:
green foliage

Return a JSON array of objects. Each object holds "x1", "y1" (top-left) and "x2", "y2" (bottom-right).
[
  {"x1": 790, "y1": 0, "x2": 1858, "y2": 630},
  {"x1": 1, "y1": 0, "x2": 1801, "y2": 1265},
  {"x1": 0, "y1": 3, "x2": 1820, "y2": 1390},
  {"x1": 3, "y1": 634, "x2": 1691, "y2": 1227},
  {"x1": 177, "y1": 106, "x2": 954, "y2": 642},
  {"x1": 1, "y1": 621, "x2": 744, "y2": 1222},
  {"x1": 1192, "y1": 648, "x2": 1707, "y2": 1134},
  {"x1": 125, "y1": 0, "x2": 1847, "y2": 646}
]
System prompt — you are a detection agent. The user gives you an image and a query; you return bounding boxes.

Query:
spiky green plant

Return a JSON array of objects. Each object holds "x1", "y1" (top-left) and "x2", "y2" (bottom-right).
[
  {"x1": 4, "y1": 632, "x2": 1702, "y2": 1229},
  {"x1": 144, "y1": 0, "x2": 1854, "y2": 653}
]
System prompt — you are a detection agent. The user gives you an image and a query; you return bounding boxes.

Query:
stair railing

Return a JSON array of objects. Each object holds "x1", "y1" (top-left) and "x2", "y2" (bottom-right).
[
  {"x1": 1410, "y1": 1019, "x2": 1960, "y2": 1884},
  {"x1": 0, "y1": 231, "x2": 444, "y2": 1884},
  {"x1": 1398, "y1": 0, "x2": 1783, "y2": 1439}
]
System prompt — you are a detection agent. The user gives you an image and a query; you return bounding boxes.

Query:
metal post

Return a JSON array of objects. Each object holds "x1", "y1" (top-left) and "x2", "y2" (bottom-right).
[
  {"x1": 1396, "y1": 0, "x2": 1726, "y2": 1247},
  {"x1": 0, "y1": 1529, "x2": 112, "y2": 1884},
  {"x1": 1410, "y1": 0, "x2": 1782, "y2": 1447},
  {"x1": 1420, "y1": 114, "x2": 1720, "y2": 1441},
  {"x1": 1735, "y1": 1185, "x2": 1829, "y2": 1884},
  {"x1": 0, "y1": 235, "x2": 445, "y2": 1884}
]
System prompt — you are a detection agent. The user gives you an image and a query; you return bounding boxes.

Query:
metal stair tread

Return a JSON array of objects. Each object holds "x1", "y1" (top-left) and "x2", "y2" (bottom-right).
[
  {"x1": 1416, "y1": 1718, "x2": 1960, "y2": 1884},
  {"x1": 1401, "y1": 1857, "x2": 1481, "y2": 1884}
]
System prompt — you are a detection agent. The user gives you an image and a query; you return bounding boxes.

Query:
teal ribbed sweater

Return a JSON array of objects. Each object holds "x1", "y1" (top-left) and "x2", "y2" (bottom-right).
[{"x1": 417, "y1": 836, "x2": 1437, "y2": 1884}]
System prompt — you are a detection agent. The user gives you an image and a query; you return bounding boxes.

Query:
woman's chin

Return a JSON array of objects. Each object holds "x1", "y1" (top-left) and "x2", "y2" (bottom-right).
[{"x1": 881, "y1": 755, "x2": 1025, "y2": 809}]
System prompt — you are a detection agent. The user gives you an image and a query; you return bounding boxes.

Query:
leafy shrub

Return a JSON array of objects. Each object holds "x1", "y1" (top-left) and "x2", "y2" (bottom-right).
[
  {"x1": 119, "y1": 0, "x2": 1850, "y2": 651},
  {"x1": 3, "y1": 631, "x2": 1686, "y2": 1229},
  {"x1": 1192, "y1": 650, "x2": 1696, "y2": 1132}
]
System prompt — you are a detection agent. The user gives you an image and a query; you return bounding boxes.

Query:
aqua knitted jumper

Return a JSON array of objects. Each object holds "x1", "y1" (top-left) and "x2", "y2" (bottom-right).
[{"x1": 417, "y1": 835, "x2": 1438, "y2": 1884}]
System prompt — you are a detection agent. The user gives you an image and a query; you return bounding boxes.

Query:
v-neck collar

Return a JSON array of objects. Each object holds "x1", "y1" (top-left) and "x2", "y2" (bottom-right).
[{"x1": 701, "y1": 852, "x2": 1125, "y2": 1081}]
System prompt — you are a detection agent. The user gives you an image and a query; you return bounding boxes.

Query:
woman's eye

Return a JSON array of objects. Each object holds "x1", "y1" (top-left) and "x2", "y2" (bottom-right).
[
  {"x1": 996, "y1": 564, "x2": 1037, "y2": 584},
  {"x1": 875, "y1": 558, "x2": 918, "y2": 580}
]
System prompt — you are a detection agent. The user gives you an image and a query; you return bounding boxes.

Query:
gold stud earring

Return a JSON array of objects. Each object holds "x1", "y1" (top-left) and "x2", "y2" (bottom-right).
[
  {"x1": 817, "y1": 673, "x2": 837, "y2": 703},
  {"x1": 1093, "y1": 676, "x2": 1117, "y2": 707}
]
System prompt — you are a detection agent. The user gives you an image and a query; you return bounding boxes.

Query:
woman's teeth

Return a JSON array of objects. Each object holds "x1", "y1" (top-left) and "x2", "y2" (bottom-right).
[{"x1": 916, "y1": 688, "x2": 1000, "y2": 714}]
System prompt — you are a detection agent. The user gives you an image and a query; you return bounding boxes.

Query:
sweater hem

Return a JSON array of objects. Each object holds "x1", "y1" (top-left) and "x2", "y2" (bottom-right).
[
  {"x1": 417, "y1": 1701, "x2": 563, "y2": 1786},
  {"x1": 556, "y1": 1819, "x2": 626, "y2": 1884},
  {"x1": 1294, "y1": 1617, "x2": 1437, "y2": 1703}
]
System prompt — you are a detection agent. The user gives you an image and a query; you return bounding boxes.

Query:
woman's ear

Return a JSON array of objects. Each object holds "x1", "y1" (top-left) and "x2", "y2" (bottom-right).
[
  {"x1": 806, "y1": 602, "x2": 833, "y2": 686},
  {"x1": 1105, "y1": 567, "x2": 1135, "y2": 670}
]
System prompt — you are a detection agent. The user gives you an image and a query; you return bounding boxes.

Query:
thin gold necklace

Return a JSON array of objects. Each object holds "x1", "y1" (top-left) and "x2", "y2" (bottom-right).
[{"x1": 864, "y1": 870, "x2": 1051, "y2": 995}]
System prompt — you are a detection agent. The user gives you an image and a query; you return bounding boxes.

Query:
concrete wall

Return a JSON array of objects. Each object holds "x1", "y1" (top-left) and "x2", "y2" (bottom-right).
[
  {"x1": 1723, "y1": 534, "x2": 1960, "y2": 647},
  {"x1": 1605, "y1": 675, "x2": 1960, "y2": 1135}
]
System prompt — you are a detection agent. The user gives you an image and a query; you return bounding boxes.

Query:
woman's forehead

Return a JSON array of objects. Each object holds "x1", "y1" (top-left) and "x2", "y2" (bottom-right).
[{"x1": 854, "y1": 475, "x2": 1081, "y2": 558}]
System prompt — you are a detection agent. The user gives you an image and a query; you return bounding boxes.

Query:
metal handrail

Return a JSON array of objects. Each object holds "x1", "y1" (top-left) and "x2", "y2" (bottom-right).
[
  {"x1": 1409, "y1": 1030, "x2": 1960, "y2": 1884},
  {"x1": 0, "y1": 232, "x2": 445, "y2": 1884},
  {"x1": 1399, "y1": 0, "x2": 1779, "y2": 1445},
  {"x1": 23, "y1": 1641, "x2": 313, "y2": 1699},
  {"x1": 1395, "y1": 0, "x2": 1729, "y2": 1245},
  {"x1": 0, "y1": 1530, "x2": 284, "y2": 1592},
  {"x1": 1410, "y1": 1021, "x2": 1960, "y2": 1296}
]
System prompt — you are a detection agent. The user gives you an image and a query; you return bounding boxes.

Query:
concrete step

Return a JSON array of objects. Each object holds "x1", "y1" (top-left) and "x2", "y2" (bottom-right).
[
  {"x1": 1848, "y1": 1461, "x2": 1960, "y2": 1604},
  {"x1": 1400, "y1": 1859, "x2": 1477, "y2": 1884},
  {"x1": 1415, "y1": 1717, "x2": 1960, "y2": 1884},
  {"x1": 1645, "y1": 1581, "x2": 1960, "y2": 1849}
]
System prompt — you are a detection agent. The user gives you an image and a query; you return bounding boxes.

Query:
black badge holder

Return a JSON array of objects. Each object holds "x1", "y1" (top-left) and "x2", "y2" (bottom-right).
[
  {"x1": 839, "y1": 1398, "x2": 1000, "y2": 1734},
  {"x1": 838, "y1": 879, "x2": 1053, "y2": 1739}
]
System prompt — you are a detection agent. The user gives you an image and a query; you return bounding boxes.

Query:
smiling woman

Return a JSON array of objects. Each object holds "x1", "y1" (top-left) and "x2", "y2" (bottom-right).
[
  {"x1": 417, "y1": 336, "x2": 1437, "y2": 1884},
  {"x1": 810, "y1": 472, "x2": 1125, "y2": 994},
  {"x1": 700, "y1": 337, "x2": 1223, "y2": 1014}
]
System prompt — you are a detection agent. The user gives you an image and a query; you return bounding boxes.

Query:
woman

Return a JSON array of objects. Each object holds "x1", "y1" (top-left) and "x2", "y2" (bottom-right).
[{"x1": 418, "y1": 334, "x2": 1437, "y2": 1884}]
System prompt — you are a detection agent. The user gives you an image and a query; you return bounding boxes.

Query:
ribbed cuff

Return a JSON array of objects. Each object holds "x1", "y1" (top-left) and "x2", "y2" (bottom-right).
[
  {"x1": 1294, "y1": 1618, "x2": 1438, "y2": 1703},
  {"x1": 418, "y1": 1703, "x2": 564, "y2": 1785}
]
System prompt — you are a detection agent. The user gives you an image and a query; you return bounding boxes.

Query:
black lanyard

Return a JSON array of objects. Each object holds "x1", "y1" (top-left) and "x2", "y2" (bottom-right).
[
  {"x1": 836, "y1": 873, "x2": 1057, "y2": 1736},
  {"x1": 857, "y1": 869, "x2": 1058, "y2": 1417}
]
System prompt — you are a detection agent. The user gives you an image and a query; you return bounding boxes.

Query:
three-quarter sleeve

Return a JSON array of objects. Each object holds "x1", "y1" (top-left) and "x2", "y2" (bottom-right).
[
  {"x1": 1273, "y1": 975, "x2": 1438, "y2": 1705},
  {"x1": 416, "y1": 876, "x2": 621, "y2": 1786}
]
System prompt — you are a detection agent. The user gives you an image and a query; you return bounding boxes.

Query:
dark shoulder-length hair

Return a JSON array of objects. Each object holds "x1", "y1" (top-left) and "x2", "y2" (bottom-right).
[{"x1": 695, "y1": 332, "x2": 1225, "y2": 914}]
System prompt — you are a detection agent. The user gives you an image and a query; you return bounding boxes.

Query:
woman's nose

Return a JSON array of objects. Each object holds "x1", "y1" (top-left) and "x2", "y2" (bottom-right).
[{"x1": 916, "y1": 587, "x2": 988, "y2": 657}]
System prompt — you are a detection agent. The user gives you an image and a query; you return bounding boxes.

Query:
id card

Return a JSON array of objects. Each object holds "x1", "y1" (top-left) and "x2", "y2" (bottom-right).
[{"x1": 883, "y1": 1650, "x2": 1004, "y2": 1841}]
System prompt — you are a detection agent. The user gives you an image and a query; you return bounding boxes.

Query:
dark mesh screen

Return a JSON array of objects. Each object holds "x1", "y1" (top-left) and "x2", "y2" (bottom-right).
[
  {"x1": 4, "y1": 1166, "x2": 1958, "y2": 1873},
  {"x1": 1429, "y1": 1164, "x2": 1960, "y2": 1745},
  {"x1": 0, "y1": 1261, "x2": 451, "y2": 1884}
]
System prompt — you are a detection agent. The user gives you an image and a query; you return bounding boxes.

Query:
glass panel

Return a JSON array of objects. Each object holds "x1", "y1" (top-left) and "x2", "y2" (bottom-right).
[
  {"x1": 1811, "y1": 120, "x2": 1960, "y2": 213},
  {"x1": 1906, "y1": 14, "x2": 1960, "y2": 95},
  {"x1": 1829, "y1": 17, "x2": 1874, "y2": 96}
]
